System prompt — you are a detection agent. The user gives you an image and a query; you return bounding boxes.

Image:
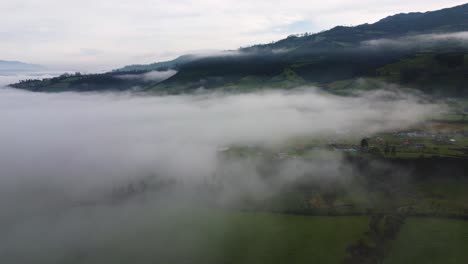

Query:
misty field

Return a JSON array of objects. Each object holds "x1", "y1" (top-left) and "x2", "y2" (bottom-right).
[
  {"x1": 1, "y1": 86, "x2": 466, "y2": 264},
  {"x1": 384, "y1": 218, "x2": 468, "y2": 264},
  {"x1": 58, "y1": 210, "x2": 367, "y2": 264}
]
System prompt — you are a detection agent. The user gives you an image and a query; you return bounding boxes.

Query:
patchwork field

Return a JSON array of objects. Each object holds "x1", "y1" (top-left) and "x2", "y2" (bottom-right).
[
  {"x1": 64, "y1": 211, "x2": 368, "y2": 264},
  {"x1": 385, "y1": 218, "x2": 468, "y2": 264}
]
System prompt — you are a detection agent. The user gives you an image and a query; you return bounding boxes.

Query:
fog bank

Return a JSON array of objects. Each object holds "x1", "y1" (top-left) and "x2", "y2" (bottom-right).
[
  {"x1": 116, "y1": 70, "x2": 177, "y2": 82},
  {"x1": 362, "y1": 31, "x2": 468, "y2": 48},
  {"x1": 0, "y1": 86, "x2": 443, "y2": 263}
]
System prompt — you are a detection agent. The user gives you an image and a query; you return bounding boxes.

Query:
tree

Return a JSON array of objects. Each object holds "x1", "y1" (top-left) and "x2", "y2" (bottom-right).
[
  {"x1": 384, "y1": 142, "x2": 390, "y2": 155},
  {"x1": 361, "y1": 138, "x2": 369, "y2": 149}
]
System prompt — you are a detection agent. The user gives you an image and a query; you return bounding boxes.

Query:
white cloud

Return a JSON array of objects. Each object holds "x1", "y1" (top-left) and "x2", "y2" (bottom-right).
[
  {"x1": 116, "y1": 70, "x2": 177, "y2": 82},
  {"x1": 0, "y1": 86, "x2": 442, "y2": 199},
  {"x1": 0, "y1": 86, "x2": 444, "y2": 262},
  {"x1": 363, "y1": 31, "x2": 468, "y2": 48}
]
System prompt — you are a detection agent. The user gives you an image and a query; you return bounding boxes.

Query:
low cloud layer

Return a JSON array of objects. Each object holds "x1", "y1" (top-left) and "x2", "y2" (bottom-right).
[
  {"x1": 0, "y1": 87, "x2": 440, "y2": 189},
  {"x1": 116, "y1": 70, "x2": 177, "y2": 82},
  {"x1": 362, "y1": 31, "x2": 468, "y2": 48},
  {"x1": 0, "y1": 71, "x2": 66, "y2": 86},
  {"x1": 0, "y1": 86, "x2": 443, "y2": 263}
]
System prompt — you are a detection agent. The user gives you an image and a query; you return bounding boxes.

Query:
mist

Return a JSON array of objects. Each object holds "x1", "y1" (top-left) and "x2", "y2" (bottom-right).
[
  {"x1": 362, "y1": 31, "x2": 468, "y2": 48},
  {"x1": 0, "y1": 86, "x2": 443, "y2": 263},
  {"x1": 116, "y1": 70, "x2": 177, "y2": 82}
]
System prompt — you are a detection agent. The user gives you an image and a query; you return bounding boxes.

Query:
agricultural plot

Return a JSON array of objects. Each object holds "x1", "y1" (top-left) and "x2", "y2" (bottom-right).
[
  {"x1": 384, "y1": 218, "x2": 468, "y2": 264},
  {"x1": 57, "y1": 211, "x2": 368, "y2": 264}
]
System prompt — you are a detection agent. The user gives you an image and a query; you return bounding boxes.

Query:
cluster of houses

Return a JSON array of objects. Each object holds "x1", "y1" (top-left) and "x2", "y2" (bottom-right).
[
  {"x1": 217, "y1": 127, "x2": 467, "y2": 160},
  {"x1": 394, "y1": 131, "x2": 458, "y2": 145},
  {"x1": 328, "y1": 143, "x2": 359, "y2": 153}
]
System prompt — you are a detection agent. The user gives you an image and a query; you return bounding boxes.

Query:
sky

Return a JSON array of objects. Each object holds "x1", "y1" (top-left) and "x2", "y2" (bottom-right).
[{"x1": 0, "y1": 0, "x2": 466, "y2": 71}]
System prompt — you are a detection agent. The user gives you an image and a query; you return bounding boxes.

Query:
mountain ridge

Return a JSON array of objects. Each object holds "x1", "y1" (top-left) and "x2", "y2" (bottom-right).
[
  {"x1": 10, "y1": 3, "x2": 468, "y2": 96},
  {"x1": 113, "y1": 3, "x2": 468, "y2": 73},
  {"x1": 0, "y1": 60, "x2": 44, "y2": 73}
]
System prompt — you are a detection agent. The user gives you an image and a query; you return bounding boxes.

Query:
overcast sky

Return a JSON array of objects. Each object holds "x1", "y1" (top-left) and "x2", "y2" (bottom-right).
[{"x1": 0, "y1": 0, "x2": 466, "y2": 71}]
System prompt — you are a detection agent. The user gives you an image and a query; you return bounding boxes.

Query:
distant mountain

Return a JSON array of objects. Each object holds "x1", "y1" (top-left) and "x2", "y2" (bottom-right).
[
  {"x1": 10, "y1": 3, "x2": 468, "y2": 96},
  {"x1": 0, "y1": 60, "x2": 44, "y2": 73}
]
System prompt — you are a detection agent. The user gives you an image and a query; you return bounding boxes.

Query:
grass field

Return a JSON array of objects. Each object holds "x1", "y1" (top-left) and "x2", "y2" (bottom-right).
[
  {"x1": 70, "y1": 211, "x2": 368, "y2": 264},
  {"x1": 384, "y1": 218, "x2": 468, "y2": 264}
]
